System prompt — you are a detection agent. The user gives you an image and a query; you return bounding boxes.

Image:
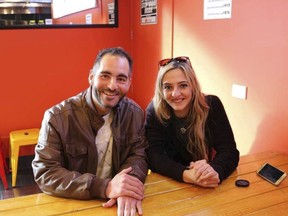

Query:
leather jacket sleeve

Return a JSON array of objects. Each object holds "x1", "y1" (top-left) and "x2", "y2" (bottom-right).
[{"x1": 111, "y1": 100, "x2": 148, "y2": 184}]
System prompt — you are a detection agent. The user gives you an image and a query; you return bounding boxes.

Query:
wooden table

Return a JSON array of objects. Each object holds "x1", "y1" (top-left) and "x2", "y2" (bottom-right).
[{"x1": 0, "y1": 151, "x2": 287, "y2": 215}]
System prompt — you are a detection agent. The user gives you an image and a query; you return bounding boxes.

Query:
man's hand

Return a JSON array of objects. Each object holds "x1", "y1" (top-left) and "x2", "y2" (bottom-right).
[
  {"x1": 105, "y1": 167, "x2": 144, "y2": 200},
  {"x1": 103, "y1": 196, "x2": 143, "y2": 216},
  {"x1": 117, "y1": 196, "x2": 143, "y2": 216}
]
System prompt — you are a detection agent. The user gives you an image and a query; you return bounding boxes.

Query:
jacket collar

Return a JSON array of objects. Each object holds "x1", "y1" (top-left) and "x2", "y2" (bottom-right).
[{"x1": 84, "y1": 86, "x2": 104, "y2": 133}]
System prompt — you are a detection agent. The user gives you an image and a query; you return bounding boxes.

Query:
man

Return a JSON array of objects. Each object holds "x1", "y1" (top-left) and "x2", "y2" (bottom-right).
[{"x1": 32, "y1": 47, "x2": 148, "y2": 216}]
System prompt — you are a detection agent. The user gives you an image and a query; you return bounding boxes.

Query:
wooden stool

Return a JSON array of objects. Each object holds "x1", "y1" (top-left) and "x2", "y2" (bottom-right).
[{"x1": 9, "y1": 128, "x2": 40, "y2": 187}]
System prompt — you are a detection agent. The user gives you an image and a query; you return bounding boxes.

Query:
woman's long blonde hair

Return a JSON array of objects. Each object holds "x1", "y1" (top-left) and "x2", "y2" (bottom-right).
[{"x1": 153, "y1": 60, "x2": 210, "y2": 160}]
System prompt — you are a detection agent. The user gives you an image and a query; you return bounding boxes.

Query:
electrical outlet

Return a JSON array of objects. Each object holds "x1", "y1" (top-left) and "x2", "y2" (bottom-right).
[{"x1": 232, "y1": 84, "x2": 247, "y2": 99}]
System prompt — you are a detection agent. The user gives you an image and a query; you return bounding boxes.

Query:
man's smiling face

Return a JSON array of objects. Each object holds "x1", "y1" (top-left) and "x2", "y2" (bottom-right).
[{"x1": 89, "y1": 54, "x2": 131, "y2": 115}]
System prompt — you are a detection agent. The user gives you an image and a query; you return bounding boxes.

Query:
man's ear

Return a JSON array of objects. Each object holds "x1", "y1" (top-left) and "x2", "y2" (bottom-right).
[
  {"x1": 88, "y1": 69, "x2": 93, "y2": 85},
  {"x1": 128, "y1": 78, "x2": 132, "y2": 88}
]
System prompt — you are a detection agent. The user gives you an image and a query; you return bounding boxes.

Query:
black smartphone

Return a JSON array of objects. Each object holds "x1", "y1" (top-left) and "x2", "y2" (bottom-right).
[{"x1": 257, "y1": 163, "x2": 287, "y2": 186}]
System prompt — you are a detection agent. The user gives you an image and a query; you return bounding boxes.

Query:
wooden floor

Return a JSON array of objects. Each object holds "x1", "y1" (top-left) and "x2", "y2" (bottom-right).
[{"x1": 0, "y1": 156, "x2": 42, "y2": 200}]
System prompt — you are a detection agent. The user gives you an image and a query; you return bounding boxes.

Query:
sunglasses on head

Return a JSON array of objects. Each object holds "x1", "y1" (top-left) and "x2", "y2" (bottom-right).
[{"x1": 159, "y1": 56, "x2": 191, "y2": 67}]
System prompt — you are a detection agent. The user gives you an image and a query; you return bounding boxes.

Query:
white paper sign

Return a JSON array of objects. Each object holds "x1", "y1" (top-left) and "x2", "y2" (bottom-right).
[
  {"x1": 141, "y1": 0, "x2": 157, "y2": 25},
  {"x1": 108, "y1": 3, "x2": 115, "y2": 24},
  {"x1": 204, "y1": 0, "x2": 232, "y2": 20}
]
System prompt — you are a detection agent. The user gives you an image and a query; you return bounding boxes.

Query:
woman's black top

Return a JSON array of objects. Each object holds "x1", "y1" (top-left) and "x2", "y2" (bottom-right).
[{"x1": 145, "y1": 95, "x2": 239, "y2": 182}]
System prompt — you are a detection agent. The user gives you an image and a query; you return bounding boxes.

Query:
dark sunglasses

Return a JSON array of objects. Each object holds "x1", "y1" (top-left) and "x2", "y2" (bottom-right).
[{"x1": 159, "y1": 56, "x2": 191, "y2": 67}]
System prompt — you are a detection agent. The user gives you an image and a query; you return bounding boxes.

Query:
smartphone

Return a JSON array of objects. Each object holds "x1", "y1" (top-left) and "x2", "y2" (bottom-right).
[{"x1": 257, "y1": 163, "x2": 287, "y2": 186}]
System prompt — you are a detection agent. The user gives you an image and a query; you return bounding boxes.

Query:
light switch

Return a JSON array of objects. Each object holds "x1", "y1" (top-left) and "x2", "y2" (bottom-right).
[{"x1": 232, "y1": 84, "x2": 247, "y2": 99}]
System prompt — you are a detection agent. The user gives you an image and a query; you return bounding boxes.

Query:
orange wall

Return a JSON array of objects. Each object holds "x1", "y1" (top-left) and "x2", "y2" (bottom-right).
[
  {"x1": 0, "y1": 0, "x2": 131, "y2": 157},
  {"x1": 131, "y1": 0, "x2": 288, "y2": 156},
  {"x1": 1, "y1": 0, "x2": 288, "y2": 159}
]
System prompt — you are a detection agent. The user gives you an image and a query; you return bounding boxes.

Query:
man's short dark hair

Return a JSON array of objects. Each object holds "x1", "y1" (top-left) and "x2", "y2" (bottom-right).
[{"x1": 93, "y1": 47, "x2": 133, "y2": 76}]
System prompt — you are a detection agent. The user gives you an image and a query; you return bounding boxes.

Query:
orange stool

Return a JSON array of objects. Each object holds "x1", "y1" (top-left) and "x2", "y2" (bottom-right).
[
  {"x1": 9, "y1": 128, "x2": 40, "y2": 187},
  {"x1": 0, "y1": 138, "x2": 8, "y2": 189}
]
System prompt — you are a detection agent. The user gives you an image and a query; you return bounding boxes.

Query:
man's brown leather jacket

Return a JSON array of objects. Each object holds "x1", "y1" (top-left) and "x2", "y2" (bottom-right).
[{"x1": 32, "y1": 87, "x2": 148, "y2": 200}]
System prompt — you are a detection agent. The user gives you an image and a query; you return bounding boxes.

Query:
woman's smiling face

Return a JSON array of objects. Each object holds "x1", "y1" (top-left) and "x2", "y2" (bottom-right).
[{"x1": 162, "y1": 68, "x2": 193, "y2": 118}]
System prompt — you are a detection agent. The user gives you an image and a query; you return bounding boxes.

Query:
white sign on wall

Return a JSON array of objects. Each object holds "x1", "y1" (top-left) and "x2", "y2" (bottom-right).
[
  {"x1": 204, "y1": 0, "x2": 232, "y2": 20},
  {"x1": 141, "y1": 0, "x2": 157, "y2": 25},
  {"x1": 108, "y1": 3, "x2": 115, "y2": 24}
]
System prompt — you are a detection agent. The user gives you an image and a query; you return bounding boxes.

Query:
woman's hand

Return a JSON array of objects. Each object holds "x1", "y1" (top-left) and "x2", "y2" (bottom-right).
[{"x1": 183, "y1": 159, "x2": 220, "y2": 187}]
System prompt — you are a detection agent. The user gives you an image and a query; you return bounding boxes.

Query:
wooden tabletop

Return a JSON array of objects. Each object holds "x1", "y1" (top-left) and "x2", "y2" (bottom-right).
[{"x1": 0, "y1": 151, "x2": 287, "y2": 215}]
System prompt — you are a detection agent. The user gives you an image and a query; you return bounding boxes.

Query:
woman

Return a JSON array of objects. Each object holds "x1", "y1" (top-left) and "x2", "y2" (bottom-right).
[{"x1": 145, "y1": 56, "x2": 239, "y2": 187}]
